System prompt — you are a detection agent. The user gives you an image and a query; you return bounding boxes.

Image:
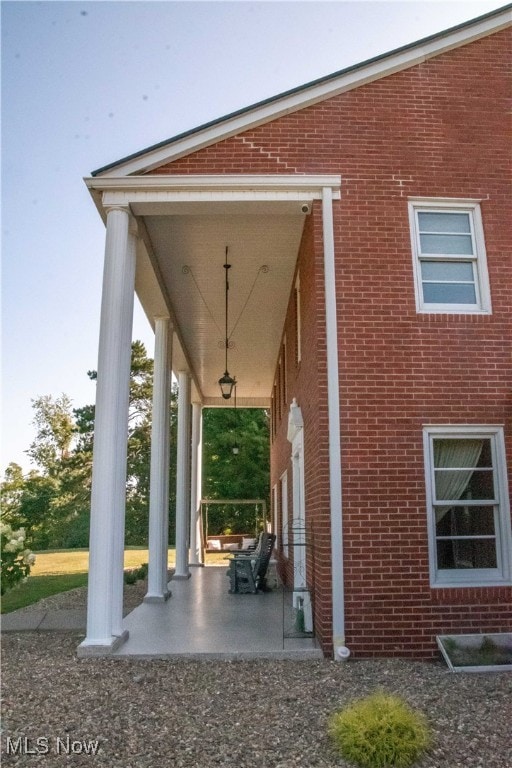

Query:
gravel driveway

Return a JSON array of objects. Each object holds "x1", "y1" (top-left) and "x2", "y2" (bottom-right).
[{"x1": 2, "y1": 584, "x2": 511, "y2": 767}]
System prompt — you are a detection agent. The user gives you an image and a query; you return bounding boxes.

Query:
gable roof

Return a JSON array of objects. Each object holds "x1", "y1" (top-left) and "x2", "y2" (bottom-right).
[{"x1": 91, "y1": 4, "x2": 511, "y2": 177}]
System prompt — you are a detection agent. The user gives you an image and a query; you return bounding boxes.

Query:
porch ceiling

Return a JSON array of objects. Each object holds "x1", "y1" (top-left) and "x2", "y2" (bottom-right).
[
  {"x1": 86, "y1": 174, "x2": 341, "y2": 407},
  {"x1": 138, "y1": 204, "x2": 305, "y2": 406}
]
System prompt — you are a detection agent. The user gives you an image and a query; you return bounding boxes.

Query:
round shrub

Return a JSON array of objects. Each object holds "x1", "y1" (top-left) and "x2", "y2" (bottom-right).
[{"x1": 328, "y1": 691, "x2": 430, "y2": 768}]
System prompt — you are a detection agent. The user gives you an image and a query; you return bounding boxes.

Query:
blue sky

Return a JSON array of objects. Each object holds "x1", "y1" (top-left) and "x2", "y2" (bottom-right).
[{"x1": 1, "y1": 0, "x2": 506, "y2": 472}]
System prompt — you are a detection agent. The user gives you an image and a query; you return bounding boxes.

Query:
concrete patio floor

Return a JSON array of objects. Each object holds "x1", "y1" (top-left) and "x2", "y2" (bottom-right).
[{"x1": 113, "y1": 565, "x2": 323, "y2": 660}]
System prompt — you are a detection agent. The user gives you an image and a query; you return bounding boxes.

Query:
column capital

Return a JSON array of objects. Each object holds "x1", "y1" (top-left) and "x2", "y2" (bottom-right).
[
  {"x1": 104, "y1": 203, "x2": 130, "y2": 215},
  {"x1": 104, "y1": 205, "x2": 138, "y2": 236}
]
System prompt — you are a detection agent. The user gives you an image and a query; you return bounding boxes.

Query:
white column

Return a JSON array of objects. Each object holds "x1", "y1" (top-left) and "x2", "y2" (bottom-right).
[
  {"x1": 322, "y1": 187, "x2": 346, "y2": 658},
  {"x1": 145, "y1": 317, "x2": 173, "y2": 602},
  {"x1": 174, "y1": 371, "x2": 191, "y2": 579},
  {"x1": 111, "y1": 220, "x2": 137, "y2": 638},
  {"x1": 79, "y1": 206, "x2": 135, "y2": 654},
  {"x1": 189, "y1": 402, "x2": 203, "y2": 566}
]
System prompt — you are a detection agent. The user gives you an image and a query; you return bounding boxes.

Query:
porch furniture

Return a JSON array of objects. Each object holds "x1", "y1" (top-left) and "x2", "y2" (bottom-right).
[
  {"x1": 226, "y1": 532, "x2": 276, "y2": 594},
  {"x1": 205, "y1": 534, "x2": 256, "y2": 552},
  {"x1": 230, "y1": 531, "x2": 262, "y2": 556}
]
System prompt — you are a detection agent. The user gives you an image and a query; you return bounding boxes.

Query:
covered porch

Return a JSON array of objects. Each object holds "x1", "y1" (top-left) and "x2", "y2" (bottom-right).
[
  {"x1": 112, "y1": 566, "x2": 322, "y2": 659},
  {"x1": 78, "y1": 173, "x2": 343, "y2": 658}
]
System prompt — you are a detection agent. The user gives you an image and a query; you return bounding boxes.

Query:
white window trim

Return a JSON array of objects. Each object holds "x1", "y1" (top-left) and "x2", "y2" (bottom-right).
[
  {"x1": 282, "y1": 334, "x2": 287, "y2": 405},
  {"x1": 280, "y1": 471, "x2": 289, "y2": 559},
  {"x1": 272, "y1": 484, "x2": 279, "y2": 550},
  {"x1": 295, "y1": 274, "x2": 302, "y2": 363},
  {"x1": 423, "y1": 425, "x2": 512, "y2": 588},
  {"x1": 408, "y1": 198, "x2": 492, "y2": 314}
]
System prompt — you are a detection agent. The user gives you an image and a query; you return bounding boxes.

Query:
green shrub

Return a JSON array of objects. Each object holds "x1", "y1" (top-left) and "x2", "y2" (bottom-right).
[
  {"x1": 328, "y1": 691, "x2": 430, "y2": 768},
  {"x1": 123, "y1": 562, "x2": 148, "y2": 585},
  {"x1": 1, "y1": 523, "x2": 35, "y2": 595}
]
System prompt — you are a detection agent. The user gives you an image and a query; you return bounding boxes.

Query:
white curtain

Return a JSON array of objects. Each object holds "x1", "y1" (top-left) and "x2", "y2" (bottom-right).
[{"x1": 434, "y1": 439, "x2": 483, "y2": 523}]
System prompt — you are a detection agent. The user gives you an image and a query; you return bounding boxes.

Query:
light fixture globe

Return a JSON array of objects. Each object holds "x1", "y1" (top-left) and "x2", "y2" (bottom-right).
[{"x1": 219, "y1": 371, "x2": 236, "y2": 399}]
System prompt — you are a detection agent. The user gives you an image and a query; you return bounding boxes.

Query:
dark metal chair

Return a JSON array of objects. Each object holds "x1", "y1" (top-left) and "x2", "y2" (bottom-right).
[{"x1": 226, "y1": 532, "x2": 276, "y2": 594}]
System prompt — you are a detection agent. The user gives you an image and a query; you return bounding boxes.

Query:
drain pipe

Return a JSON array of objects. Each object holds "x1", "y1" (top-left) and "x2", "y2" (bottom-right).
[{"x1": 322, "y1": 185, "x2": 348, "y2": 661}]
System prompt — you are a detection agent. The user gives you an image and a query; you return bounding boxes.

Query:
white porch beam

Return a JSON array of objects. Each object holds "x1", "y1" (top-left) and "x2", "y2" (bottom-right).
[
  {"x1": 322, "y1": 187, "x2": 347, "y2": 660},
  {"x1": 189, "y1": 402, "x2": 203, "y2": 566},
  {"x1": 84, "y1": 175, "x2": 341, "y2": 223},
  {"x1": 145, "y1": 317, "x2": 173, "y2": 602},
  {"x1": 79, "y1": 206, "x2": 135, "y2": 655},
  {"x1": 174, "y1": 371, "x2": 192, "y2": 579}
]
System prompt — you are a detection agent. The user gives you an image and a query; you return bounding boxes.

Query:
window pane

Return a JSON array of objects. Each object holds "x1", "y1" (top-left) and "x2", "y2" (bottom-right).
[
  {"x1": 433, "y1": 438, "x2": 489, "y2": 469},
  {"x1": 418, "y1": 212, "x2": 471, "y2": 233},
  {"x1": 436, "y1": 538, "x2": 497, "y2": 569},
  {"x1": 436, "y1": 506, "x2": 496, "y2": 536},
  {"x1": 434, "y1": 470, "x2": 495, "y2": 500},
  {"x1": 468, "y1": 469, "x2": 495, "y2": 500},
  {"x1": 421, "y1": 261, "x2": 474, "y2": 281},
  {"x1": 419, "y1": 233, "x2": 473, "y2": 254},
  {"x1": 423, "y1": 283, "x2": 477, "y2": 304}
]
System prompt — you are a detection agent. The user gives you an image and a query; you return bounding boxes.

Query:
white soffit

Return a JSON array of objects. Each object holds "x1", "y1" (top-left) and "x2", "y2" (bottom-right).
[{"x1": 143, "y1": 209, "x2": 303, "y2": 404}]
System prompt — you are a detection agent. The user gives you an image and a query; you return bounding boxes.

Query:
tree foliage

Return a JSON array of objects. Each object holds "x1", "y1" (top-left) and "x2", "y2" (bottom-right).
[
  {"x1": 202, "y1": 407, "x2": 270, "y2": 534},
  {"x1": 1, "y1": 343, "x2": 269, "y2": 549},
  {"x1": 26, "y1": 394, "x2": 75, "y2": 474}
]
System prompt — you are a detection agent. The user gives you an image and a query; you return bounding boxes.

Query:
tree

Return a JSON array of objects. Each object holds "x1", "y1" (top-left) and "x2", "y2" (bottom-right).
[
  {"x1": 1, "y1": 343, "x2": 269, "y2": 550},
  {"x1": 26, "y1": 394, "x2": 75, "y2": 475},
  {"x1": 0, "y1": 342, "x2": 169, "y2": 549},
  {"x1": 202, "y1": 407, "x2": 270, "y2": 534}
]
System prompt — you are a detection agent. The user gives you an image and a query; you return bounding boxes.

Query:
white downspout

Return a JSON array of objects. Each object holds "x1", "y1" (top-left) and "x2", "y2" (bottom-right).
[{"x1": 322, "y1": 186, "x2": 348, "y2": 660}]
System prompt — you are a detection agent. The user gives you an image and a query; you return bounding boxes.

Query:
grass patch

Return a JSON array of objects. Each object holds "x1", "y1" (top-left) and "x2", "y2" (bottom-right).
[
  {"x1": 328, "y1": 691, "x2": 430, "y2": 768},
  {"x1": 2, "y1": 548, "x2": 158, "y2": 614},
  {"x1": 1, "y1": 573, "x2": 89, "y2": 613},
  {"x1": 1, "y1": 547, "x2": 228, "y2": 614},
  {"x1": 30, "y1": 548, "x2": 159, "y2": 577}
]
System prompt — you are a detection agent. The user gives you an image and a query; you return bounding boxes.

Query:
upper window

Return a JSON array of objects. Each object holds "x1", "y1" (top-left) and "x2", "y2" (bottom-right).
[
  {"x1": 423, "y1": 426, "x2": 511, "y2": 587},
  {"x1": 408, "y1": 200, "x2": 491, "y2": 314}
]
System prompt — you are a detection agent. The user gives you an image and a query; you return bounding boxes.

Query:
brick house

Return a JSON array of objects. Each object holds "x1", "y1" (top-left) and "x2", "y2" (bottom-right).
[{"x1": 80, "y1": 6, "x2": 511, "y2": 658}]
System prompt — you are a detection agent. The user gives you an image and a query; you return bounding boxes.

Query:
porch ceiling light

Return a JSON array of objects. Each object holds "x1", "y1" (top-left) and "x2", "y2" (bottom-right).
[
  {"x1": 219, "y1": 370, "x2": 236, "y2": 400},
  {"x1": 219, "y1": 247, "x2": 237, "y2": 400}
]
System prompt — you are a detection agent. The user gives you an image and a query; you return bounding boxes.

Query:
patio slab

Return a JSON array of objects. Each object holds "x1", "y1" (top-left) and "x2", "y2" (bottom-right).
[{"x1": 113, "y1": 565, "x2": 323, "y2": 659}]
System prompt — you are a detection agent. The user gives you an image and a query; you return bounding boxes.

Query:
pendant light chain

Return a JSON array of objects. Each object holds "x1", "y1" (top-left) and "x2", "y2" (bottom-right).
[
  {"x1": 224, "y1": 246, "x2": 230, "y2": 373},
  {"x1": 218, "y1": 246, "x2": 236, "y2": 399}
]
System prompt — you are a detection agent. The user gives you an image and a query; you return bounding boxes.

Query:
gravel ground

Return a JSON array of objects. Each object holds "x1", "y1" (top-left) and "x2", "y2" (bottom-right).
[{"x1": 2, "y1": 586, "x2": 512, "y2": 768}]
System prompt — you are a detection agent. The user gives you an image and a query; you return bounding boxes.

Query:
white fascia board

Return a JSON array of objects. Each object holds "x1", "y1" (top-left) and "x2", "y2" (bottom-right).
[
  {"x1": 85, "y1": 174, "x2": 342, "y2": 193},
  {"x1": 92, "y1": 10, "x2": 511, "y2": 178},
  {"x1": 85, "y1": 174, "x2": 341, "y2": 217}
]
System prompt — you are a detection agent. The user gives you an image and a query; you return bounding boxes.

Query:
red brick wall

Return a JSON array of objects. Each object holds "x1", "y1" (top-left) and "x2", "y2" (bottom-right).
[{"x1": 147, "y1": 29, "x2": 512, "y2": 657}]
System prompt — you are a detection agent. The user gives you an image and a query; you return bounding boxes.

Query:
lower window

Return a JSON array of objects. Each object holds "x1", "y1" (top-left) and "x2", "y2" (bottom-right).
[{"x1": 423, "y1": 426, "x2": 512, "y2": 587}]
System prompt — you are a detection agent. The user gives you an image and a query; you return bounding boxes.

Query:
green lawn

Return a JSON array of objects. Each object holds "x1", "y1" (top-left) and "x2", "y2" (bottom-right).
[
  {"x1": 1, "y1": 573, "x2": 90, "y2": 613},
  {"x1": 1, "y1": 547, "x2": 227, "y2": 613},
  {"x1": 1, "y1": 548, "x2": 157, "y2": 614}
]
